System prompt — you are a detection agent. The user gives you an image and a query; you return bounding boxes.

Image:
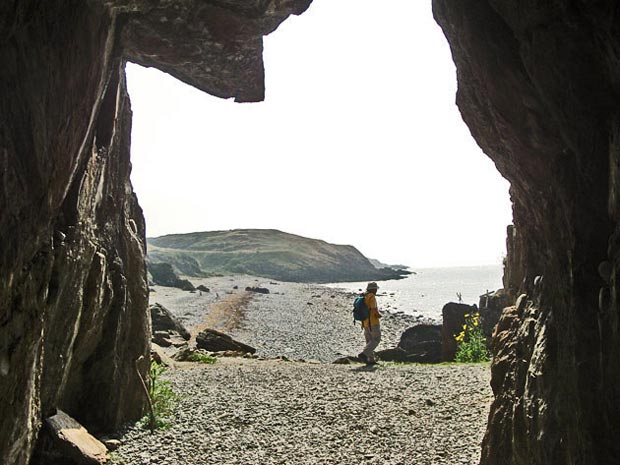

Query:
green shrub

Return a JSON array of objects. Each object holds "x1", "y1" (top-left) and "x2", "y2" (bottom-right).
[
  {"x1": 140, "y1": 362, "x2": 180, "y2": 430},
  {"x1": 454, "y1": 312, "x2": 489, "y2": 363}
]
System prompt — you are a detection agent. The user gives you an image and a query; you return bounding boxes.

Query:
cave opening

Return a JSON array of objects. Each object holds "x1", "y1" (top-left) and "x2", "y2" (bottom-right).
[
  {"x1": 126, "y1": 0, "x2": 512, "y2": 275},
  {"x1": 5, "y1": 1, "x2": 620, "y2": 464},
  {"x1": 121, "y1": 0, "x2": 512, "y2": 463}
]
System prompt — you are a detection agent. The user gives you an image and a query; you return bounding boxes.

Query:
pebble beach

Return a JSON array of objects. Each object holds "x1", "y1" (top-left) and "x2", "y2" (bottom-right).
[{"x1": 111, "y1": 275, "x2": 493, "y2": 465}]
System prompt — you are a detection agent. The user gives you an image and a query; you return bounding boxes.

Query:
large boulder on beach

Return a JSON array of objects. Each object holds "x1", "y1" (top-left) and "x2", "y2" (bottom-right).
[
  {"x1": 398, "y1": 324, "x2": 442, "y2": 352},
  {"x1": 150, "y1": 303, "x2": 190, "y2": 340},
  {"x1": 196, "y1": 329, "x2": 256, "y2": 354},
  {"x1": 441, "y1": 302, "x2": 478, "y2": 361},
  {"x1": 375, "y1": 348, "x2": 410, "y2": 363},
  {"x1": 377, "y1": 325, "x2": 443, "y2": 364}
]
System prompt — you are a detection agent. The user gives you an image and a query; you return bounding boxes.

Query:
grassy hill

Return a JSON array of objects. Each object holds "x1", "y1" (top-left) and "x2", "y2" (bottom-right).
[{"x1": 147, "y1": 229, "x2": 409, "y2": 283}]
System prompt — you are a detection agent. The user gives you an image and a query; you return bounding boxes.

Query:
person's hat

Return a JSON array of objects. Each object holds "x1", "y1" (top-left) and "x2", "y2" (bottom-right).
[{"x1": 366, "y1": 282, "x2": 379, "y2": 291}]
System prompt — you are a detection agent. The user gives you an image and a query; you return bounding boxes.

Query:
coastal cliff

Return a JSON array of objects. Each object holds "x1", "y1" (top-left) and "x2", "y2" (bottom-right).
[{"x1": 147, "y1": 229, "x2": 409, "y2": 283}]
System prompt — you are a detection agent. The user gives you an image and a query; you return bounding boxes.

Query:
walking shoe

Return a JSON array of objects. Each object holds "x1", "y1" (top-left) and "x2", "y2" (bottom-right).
[{"x1": 358, "y1": 352, "x2": 368, "y2": 363}]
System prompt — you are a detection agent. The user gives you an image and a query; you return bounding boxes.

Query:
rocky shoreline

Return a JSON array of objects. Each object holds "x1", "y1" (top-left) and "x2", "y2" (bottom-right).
[
  {"x1": 148, "y1": 275, "x2": 428, "y2": 363},
  {"x1": 108, "y1": 275, "x2": 493, "y2": 465}
]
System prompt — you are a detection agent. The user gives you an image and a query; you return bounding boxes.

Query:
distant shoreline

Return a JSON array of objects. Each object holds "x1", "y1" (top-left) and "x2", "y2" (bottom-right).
[
  {"x1": 146, "y1": 228, "x2": 413, "y2": 284},
  {"x1": 150, "y1": 274, "x2": 425, "y2": 362}
]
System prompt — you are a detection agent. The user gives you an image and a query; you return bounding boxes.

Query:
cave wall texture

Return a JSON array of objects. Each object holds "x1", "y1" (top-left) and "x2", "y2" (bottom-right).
[
  {"x1": 2, "y1": 0, "x2": 620, "y2": 464},
  {"x1": 0, "y1": 1, "x2": 310, "y2": 464},
  {"x1": 433, "y1": 1, "x2": 620, "y2": 464}
]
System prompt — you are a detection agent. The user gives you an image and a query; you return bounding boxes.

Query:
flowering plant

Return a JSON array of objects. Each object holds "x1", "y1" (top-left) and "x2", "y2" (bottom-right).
[{"x1": 454, "y1": 312, "x2": 489, "y2": 363}]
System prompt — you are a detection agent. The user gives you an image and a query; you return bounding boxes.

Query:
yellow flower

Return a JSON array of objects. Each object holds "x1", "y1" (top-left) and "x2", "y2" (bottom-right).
[
  {"x1": 462, "y1": 324, "x2": 467, "y2": 330},
  {"x1": 464, "y1": 314, "x2": 470, "y2": 318},
  {"x1": 473, "y1": 321, "x2": 479, "y2": 326}
]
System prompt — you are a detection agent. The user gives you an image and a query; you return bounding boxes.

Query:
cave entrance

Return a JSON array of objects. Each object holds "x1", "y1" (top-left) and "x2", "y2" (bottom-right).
[
  {"x1": 123, "y1": 0, "x2": 511, "y2": 463},
  {"x1": 126, "y1": 0, "x2": 511, "y2": 279}
]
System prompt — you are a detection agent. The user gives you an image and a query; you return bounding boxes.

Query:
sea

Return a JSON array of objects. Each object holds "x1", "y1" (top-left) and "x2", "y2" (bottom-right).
[{"x1": 323, "y1": 264, "x2": 504, "y2": 323}]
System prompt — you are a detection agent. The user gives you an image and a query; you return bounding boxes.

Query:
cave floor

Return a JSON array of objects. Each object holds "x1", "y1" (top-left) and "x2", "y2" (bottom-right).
[{"x1": 111, "y1": 358, "x2": 491, "y2": 465}]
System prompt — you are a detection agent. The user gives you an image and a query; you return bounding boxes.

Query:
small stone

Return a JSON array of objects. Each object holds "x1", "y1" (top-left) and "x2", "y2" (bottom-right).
[{"x1": 103, "y1": 438, "x2": 121, "y2": 451}]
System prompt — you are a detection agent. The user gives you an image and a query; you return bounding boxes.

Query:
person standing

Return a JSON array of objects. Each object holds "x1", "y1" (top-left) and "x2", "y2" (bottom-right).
[{"x1": 359, "y1": 282, "x2": 382, "y2": 365}]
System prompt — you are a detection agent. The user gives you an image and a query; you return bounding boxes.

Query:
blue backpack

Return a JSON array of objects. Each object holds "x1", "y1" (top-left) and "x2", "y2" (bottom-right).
[{"x1": 353, "y1": 294, "x2": 370, "y2": 323}]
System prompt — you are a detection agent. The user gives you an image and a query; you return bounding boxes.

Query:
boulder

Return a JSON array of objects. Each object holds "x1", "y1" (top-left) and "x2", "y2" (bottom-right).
[
  {"x1": 151, "y1": 345, "x2": 176, "y2": 368},
  {"x1": 398, "y1": 324, "x2": 442, "y2": 352},
  {"x1": 441, "y1": 302, "x2": 478, "y2": 362},
  {"x1": 178, "y1": 279, "x2": 196, "y2": 291},
  {"x1": 196, "y1": 285, "x2": 210, "y2": 293},
  {"x1": 246, "y1": 286, "x2": 270, "y2": 294},
  {"x1": 148, "y1": 262, "x2": 180, "y2": 287},
  {"x1": 148, "y1": 262, "x2": 195, "y2": 291},
  {"x1": 333, "y1": 356, "x2": 360, "y2": 365},
  {"x1": 376, "y1": 325, "x2": 443, "y2": 364},
  {"x1": 401, "y1": 341, "x2": 443, "y2": 364},
  {"x1": 478, "y1": 289, "x2": 508, "y2": 338},
  {"x1": 152, "y1": 332, "x2": 187, "y2": 349},
  {"x1": 43, "y1": 410, "x2": 109, "y2": 465},
  {"x1": 376, "y1": 348, "x2": 410, "y2": 363},
  {"x1": 150, "y1": 303, "x2": 191, "y2": 340},
  {"x1": 172, "y1": 347, "x2": 213, "y2": 362},
  {"x1": 196, "y1": 329, "x2": 256, "y2": 354},
  {"x1": 152, "y1": 331, "x2": 172, "y2": 348}
]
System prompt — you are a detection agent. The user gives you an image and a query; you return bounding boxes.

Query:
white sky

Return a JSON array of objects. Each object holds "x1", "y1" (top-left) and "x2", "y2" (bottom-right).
[{"x1": 125, "y1": 0, "x2": 513, "y2": 269}]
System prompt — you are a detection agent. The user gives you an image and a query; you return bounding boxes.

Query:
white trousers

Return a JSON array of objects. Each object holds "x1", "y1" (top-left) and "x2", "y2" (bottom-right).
[{"x1": 363, "y1": 325, "x2": 382, "y2": 361}]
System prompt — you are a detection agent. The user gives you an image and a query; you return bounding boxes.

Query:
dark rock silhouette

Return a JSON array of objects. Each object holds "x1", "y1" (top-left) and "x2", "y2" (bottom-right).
[
  {"x1": 149, "y1": 262, "x2": 195, "y2": 291},
  {"x1": 150, "y1": 303, "x2": 191, "y2": 341},
  {"x1": 246, "y1": 286, "x2": 270, "y2": 294},
  {"x1": 39, "y1": 410, "x2": 109, "y2": 465},
  {"x1": 434, "y1": 1, "x2": 620, "y2": 463},
  {"x1": 377, "y1": 324, "x2": 442, "y2": 364},
  {"x1": 478, "y1": 289, "x2": 507, "y2": 340},
  {"x1": 441, "y1": 303, "x2": 478, "y2": 361},
  {"x1": 196, "y1": 329, "x2": 256, "y2": 355}
]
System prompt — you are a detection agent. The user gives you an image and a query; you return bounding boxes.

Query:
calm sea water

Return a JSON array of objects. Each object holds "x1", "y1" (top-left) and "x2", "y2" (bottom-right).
[{"x1": 323, "y1": 264, "x2": 504, "y2": 322}]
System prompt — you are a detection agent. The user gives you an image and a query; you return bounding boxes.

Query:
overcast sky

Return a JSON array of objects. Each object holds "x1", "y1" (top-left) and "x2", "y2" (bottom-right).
[{"x1": 125, "y1": 0, "x2": 512, "y2": 269}]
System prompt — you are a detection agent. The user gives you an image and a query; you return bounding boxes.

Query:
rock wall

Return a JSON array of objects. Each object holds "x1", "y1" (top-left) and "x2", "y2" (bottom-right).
[
  {"x1": 0, "y1": 3, "x2": 150, "y2": 464},
  {"x1": 0, "y1": 1, "x2": 310, "y2": 464},
  {"x1": 6, "y1": 0, "x2": 617, "y2": 464},
  {"x1": 433, "y1": 1, "x2": 620, "y2": 464}
]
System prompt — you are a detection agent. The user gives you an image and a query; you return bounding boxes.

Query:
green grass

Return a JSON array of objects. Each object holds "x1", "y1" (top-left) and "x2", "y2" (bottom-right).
[{"x1": 186, "y1": 353, "x2": 217, "y2": 364}]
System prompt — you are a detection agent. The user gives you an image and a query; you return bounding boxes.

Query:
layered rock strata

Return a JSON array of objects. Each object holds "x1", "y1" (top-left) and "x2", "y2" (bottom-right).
[
  {"x1": 433, "y1": 1, "x2": 620, "y2": 464},
  {"x1": 0, "y1": 1, "x2": 310, "y2": 464}
]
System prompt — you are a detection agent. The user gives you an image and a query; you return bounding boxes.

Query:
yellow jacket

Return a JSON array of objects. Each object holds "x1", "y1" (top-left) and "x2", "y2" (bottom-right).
[{"x1": 362, "y1": 292, "x2": 381, "y2": 328}]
